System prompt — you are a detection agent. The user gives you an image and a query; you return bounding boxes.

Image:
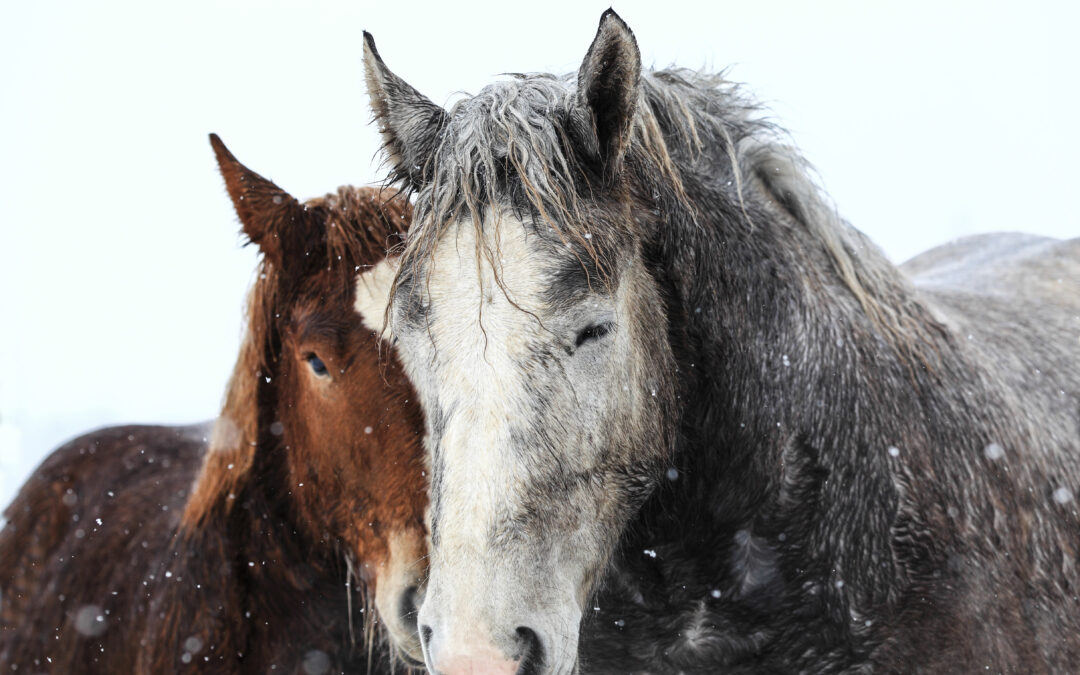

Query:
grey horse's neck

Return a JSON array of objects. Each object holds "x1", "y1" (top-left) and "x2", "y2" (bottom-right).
[
  {"x1": 581, "y1": 69, "x2": 1080, "y2": 675},
  {"x1": 592, "y1": 149, "x2": 995, "y2": 667},
  {"x1": 653, "y1": 172, "x2": 940, "y2": 532}
]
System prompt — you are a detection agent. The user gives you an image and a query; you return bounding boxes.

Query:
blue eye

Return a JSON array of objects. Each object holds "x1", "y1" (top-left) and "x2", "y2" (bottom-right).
[{"x1": 306, "y1": 354, "x2": 328, "y2": 376}]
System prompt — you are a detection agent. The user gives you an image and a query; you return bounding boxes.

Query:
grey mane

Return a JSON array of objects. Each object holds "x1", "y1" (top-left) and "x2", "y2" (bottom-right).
[{"x1": 391, "y1": 66, "x2": 939, "y2": 363}]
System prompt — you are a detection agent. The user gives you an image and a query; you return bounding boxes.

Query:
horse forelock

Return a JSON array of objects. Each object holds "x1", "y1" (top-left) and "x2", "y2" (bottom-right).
[
  {"x1": 391, "y1": 75, "x2": 612, "y2": 305},
  {"x1": 387, "y1": 68, "x2": 750, "y2": 307}
]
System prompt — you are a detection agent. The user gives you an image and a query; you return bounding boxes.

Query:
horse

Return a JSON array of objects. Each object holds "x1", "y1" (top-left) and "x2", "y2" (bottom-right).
[
  {"x1": 360, "y1": 10, "x2": 1080, "y2": 674},
  {"x1": 0, "y1": 135, "x2": 428, "y2": 673}
]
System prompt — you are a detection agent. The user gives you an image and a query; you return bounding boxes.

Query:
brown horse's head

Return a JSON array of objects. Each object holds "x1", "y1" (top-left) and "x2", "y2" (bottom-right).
[{"x1": 183, "y1": 135, "x2": 427, "y2": 663}]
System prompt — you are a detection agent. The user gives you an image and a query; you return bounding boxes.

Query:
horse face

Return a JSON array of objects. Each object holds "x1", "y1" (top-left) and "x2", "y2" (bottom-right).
[
  {"x1": 208, "y1": 136, "x2": 428, "y2": 665},
  {"x1": 364, "y1": 13, "x2": 665, "y2": 674},
  {"x1": 277, "y1": 273, "x2": 427, "y2": 664},
  {"x1": 388, "y1": 209, "x2": 673, "y2": 671}
]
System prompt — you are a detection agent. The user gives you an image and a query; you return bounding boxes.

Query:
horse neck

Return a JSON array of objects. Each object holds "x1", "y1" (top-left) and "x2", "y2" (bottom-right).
[
  {"x1": 176, "y1": 427, "x2": 344, "y2": 609},
  {"x1": 658, "y1": 175, "x2": 928, "y2": 427},
  {"x1": 160, "y1": 452, "x2": 354, "y2": 666},
  {"x1": 639, "y1": 156, "x2": 990, "y2": 588}
]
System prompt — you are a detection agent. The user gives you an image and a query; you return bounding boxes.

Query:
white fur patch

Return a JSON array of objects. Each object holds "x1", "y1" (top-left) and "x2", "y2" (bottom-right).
[
  {"x1": 397, "y1": 209, "x2": 651, "y2": 670},
  {"x1": 415, "y1": 214, "x2": 545, "y2": 553},
  {"x1": 354, "y1": 257, "x2": 400, "y2": 337}
]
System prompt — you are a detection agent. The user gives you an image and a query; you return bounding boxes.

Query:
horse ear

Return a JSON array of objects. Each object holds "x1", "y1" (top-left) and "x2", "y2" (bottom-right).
[
  {"x1": 576, "y1": 9, "x2": 642, "y2": 176},
  {"x1": 363, "y1": 31, "x2": 449, "y2": 187},
  {"x1": 209, "y1": 133, "x2": 307, "y2": 262}
]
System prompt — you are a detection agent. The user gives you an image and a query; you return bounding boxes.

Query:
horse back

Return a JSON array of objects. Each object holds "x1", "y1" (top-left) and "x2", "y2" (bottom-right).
[
  {"x1": 902, "y1": 232, "x2": 1079, "y2": 303},
  {"x1": 903, "y1": 233, "x2": 1079, "y2": 404},
  {"x1": 0, "y1": 423, "x2": 208, "y2": 672},
  {"x1": 896, "y1": 234, "x2": 1080, "y2": 667},
  {"x1": 906, "y1": 231, "x2": 1079, "y2": 461}
]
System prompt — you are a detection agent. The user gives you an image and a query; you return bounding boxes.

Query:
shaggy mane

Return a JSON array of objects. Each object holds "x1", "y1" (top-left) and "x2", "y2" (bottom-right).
[{"x1": 386, "y1": 67, "x2": 938, "y2": 360}]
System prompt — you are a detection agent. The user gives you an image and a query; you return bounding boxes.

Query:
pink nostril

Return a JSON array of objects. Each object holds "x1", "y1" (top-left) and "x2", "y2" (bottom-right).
[
  {"x1": 425, "y1": 624, "x2": 543, "y2": 675},
  {"x1": 436, "y1": 654, "x2": 520, "y2": 675}
]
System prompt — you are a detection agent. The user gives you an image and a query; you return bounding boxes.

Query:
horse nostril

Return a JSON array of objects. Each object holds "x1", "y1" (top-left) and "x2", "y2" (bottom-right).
[
  {"x1": 515, "y1": 627, "x2": 545, "y2": 675},
  {"x1": 420, "y1": 623, "x2": 434, "y2": 653},
  {"x1": 398, "y1": 585, "x2": 420, "y2": 635}
]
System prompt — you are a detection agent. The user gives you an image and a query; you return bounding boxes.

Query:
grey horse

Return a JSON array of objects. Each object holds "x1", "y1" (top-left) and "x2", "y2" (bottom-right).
[{"x1": 358, "y1": 9, "x2": 1080, "y2": 673}]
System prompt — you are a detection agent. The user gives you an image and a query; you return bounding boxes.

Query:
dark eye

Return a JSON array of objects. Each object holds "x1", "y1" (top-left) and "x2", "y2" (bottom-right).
[
  {"x1": 574, "y1": 323, "x2": 613, "y2": 348},
  {"x1": 306, "y1": 354, "x2": 329, "y2": 376}
]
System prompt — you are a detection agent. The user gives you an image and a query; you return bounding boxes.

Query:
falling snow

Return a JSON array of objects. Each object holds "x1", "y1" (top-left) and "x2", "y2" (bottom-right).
[
  {"x1": 73, "y1": 605, "x2": 107, "y2": 637},
  {"x1": 302, "y1": 649, "x2": 331, "y2": 675},
  {"x1": 184, "y1": 636, "x2": 204, "y2": 654}
]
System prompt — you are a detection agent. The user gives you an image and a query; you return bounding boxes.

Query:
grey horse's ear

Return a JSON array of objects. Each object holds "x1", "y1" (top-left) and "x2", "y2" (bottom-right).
[
  {"x1": 363, "y1": 31, "x2": 449, "y2": 187},
  {"x1": 575, "y1": 9, "x2": 642, "y2": 177}
]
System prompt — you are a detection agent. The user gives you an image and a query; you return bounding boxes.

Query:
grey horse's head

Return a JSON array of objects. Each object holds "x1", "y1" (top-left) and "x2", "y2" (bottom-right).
[{"x1": 362, "y1": 11, "x2": 681, "y2": 673}]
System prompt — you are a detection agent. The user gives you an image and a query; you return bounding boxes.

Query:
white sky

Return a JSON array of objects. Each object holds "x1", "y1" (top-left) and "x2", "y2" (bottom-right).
[{"x1": 1, "y1": 0, "x2": 1078, "y2": 507}]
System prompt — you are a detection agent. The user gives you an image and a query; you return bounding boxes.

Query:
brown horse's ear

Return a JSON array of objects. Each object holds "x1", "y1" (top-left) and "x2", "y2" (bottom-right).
[
  {"x1": 362, "y1": 31, "x2": 449, "y2": 187},
  {"x1": 575, "y1": 9, "x2": 642, "y2": 178},
  {"x1": 209, "y1": 133, "x2": 308, "y2": 262}
]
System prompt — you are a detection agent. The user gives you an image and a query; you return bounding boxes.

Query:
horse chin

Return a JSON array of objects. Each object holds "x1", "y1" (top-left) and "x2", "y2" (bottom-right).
[
  {"x1": 397, "y1": 650, "x2": 426, "y2": 669},
  {"x1": 416, "y1": 559, "x2": 585, "y2": 675}
]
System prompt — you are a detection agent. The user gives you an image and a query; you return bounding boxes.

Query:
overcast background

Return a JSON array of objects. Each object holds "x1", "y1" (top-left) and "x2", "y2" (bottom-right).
[{"x1": 1, "y1": 0, "x2": 1078, "y2": 508}]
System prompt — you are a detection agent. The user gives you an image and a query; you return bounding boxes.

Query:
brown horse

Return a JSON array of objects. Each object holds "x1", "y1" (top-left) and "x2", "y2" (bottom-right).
[{"x1": 0, "y1": 135, "x2": 427, "y2": 673}]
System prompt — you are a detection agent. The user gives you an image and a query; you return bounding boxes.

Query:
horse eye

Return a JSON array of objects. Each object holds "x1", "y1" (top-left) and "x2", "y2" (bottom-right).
[
  {"x1": 574, "y1": 323, "x2": 613, "y2": 349},
  {"x1": 306, "y1": 354, "x2": 329, "y2": 376}
]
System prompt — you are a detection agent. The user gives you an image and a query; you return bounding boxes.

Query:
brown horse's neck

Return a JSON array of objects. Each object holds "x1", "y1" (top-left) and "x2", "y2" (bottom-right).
[{"x1": 149, "y1": 446, "x2": 372, "y2": 673}]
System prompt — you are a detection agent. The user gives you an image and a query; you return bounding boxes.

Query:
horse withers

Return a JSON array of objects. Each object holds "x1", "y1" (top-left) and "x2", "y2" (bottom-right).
[
  {"x1": 0, "y1": 136, "x2": 427, "y2": 673},
  {"x1": 362, "y1": 10, "x2": 1080, "y2": 674}
]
